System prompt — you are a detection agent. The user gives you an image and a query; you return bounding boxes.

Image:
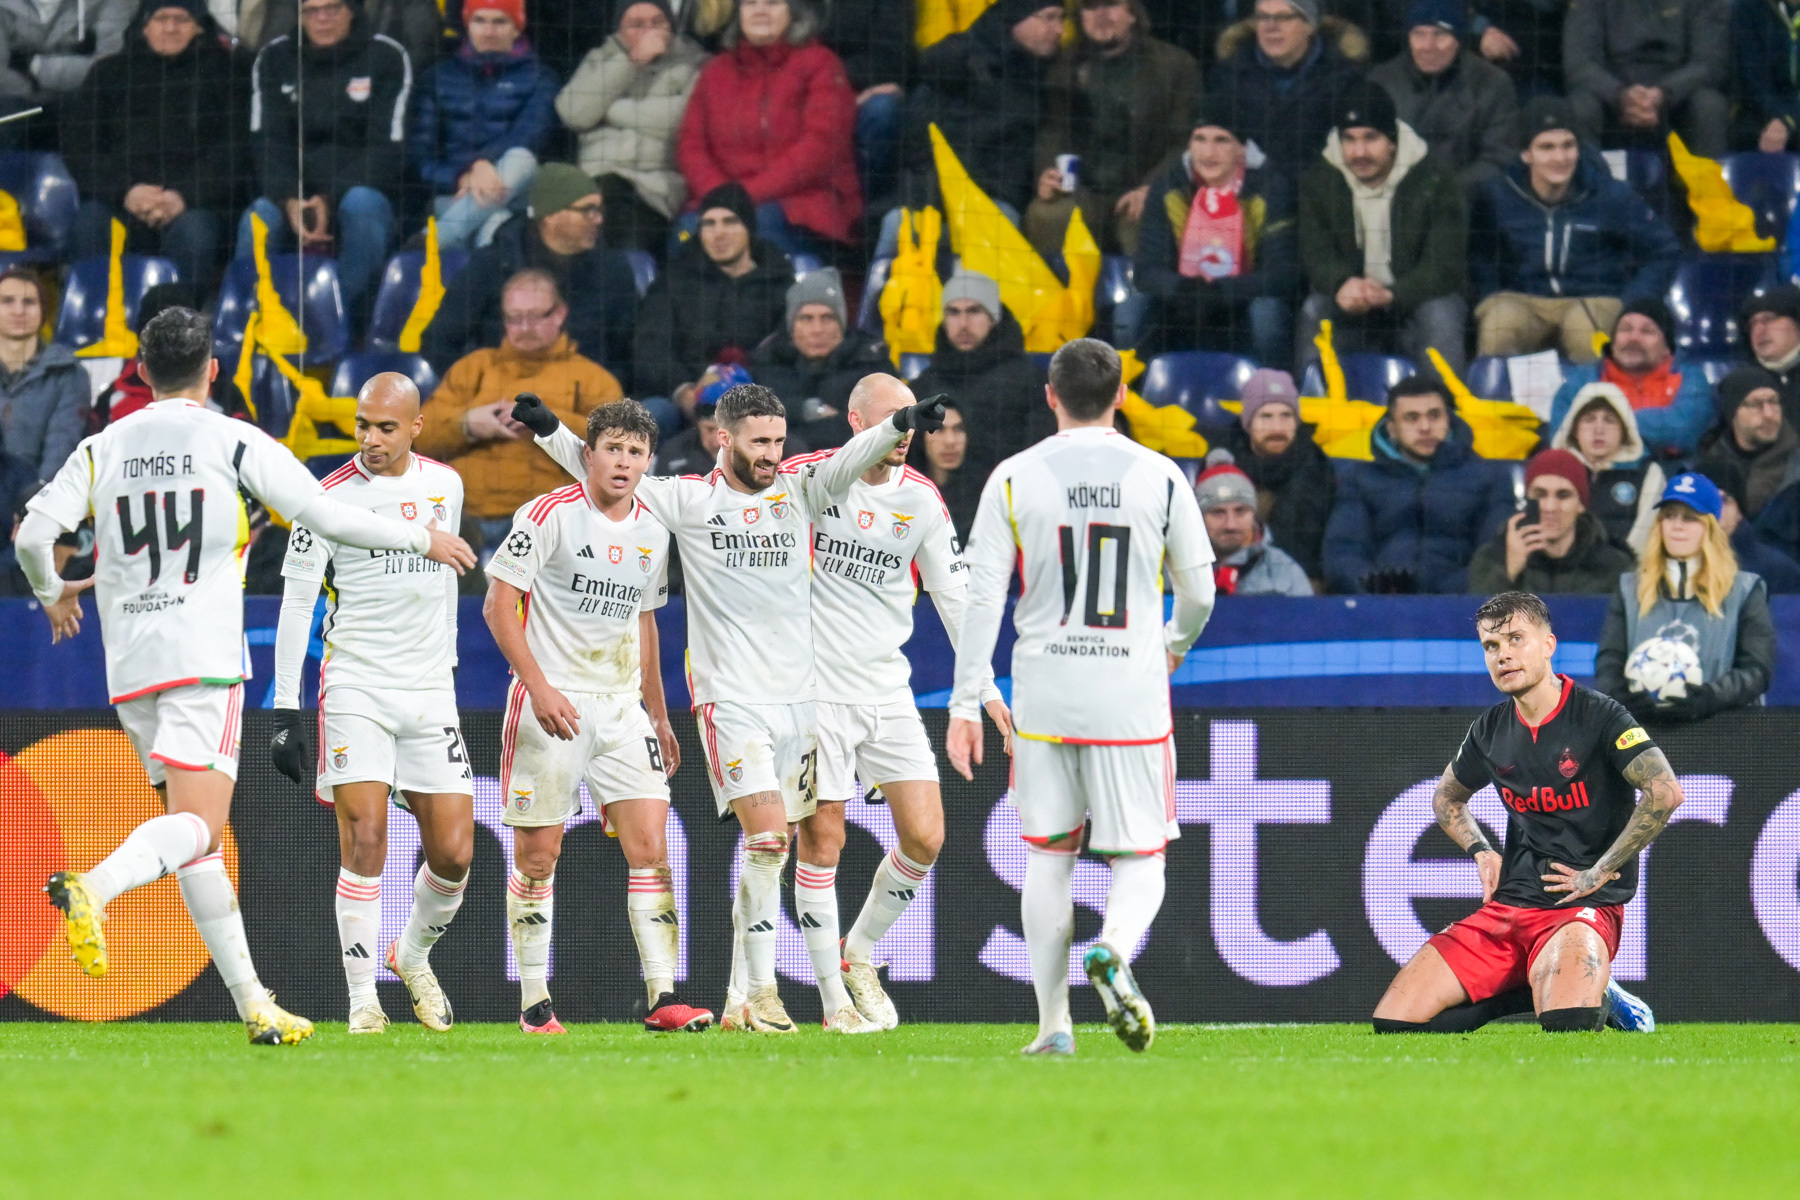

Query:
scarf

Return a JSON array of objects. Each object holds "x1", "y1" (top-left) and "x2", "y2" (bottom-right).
[
  {"x1": 1665, "y1": 554, "x2": 1700, "y2": 599},
  {"x1": 1179, "y1": 161, "x2": 1247, "y2": 280}
]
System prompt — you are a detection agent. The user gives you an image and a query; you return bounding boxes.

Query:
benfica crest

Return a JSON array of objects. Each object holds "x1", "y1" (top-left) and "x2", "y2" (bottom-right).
[
  {"x1": 427, "y1": 496, "x2": 448, "y2": 521},
  {"x1": 608, "y1": 545, "x2": 623, "y2": 564},
  {"x1": 767, "y1": 493, "x2": 790, "y2": 519},
  {"x1": 726, "y1": 759, "x2": 744, "y2": 783},
  {"x1": 891, "y1": 512, "x2": 914, "y2": 539},
  {"x1": 638, "y1": 546, "x2": 654, "y2": 573},
  {"x1": 857, "y1": 510, "x2": 875, "y2": 529},
  {"x1": 400, "y1": 501, "x2": 417, "y2": 520},
  {"x1": 332, "y1": 745, "x2": 349, "y2": 770}
]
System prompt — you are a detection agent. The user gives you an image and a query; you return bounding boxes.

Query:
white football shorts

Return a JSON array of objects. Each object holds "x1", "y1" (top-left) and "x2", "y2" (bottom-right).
[
  {"x1": 695, "y1": 700, "x2": 817, "y2": 822},
  {"x1": 500, "y1": 680, "x2": 671, "y2": 828},
  {"x1": 815, "y1": 699, "x2": 937, "y2": 801},
  {"x1": 117, "y1": 682, "x2": 245, "y2": 786},
  {"x1": 316, "y1": 686, "x2": 473, "y2": 806},
  {"x1": 1010, "y1": 735, "x2": 1178, "y2": 855}
]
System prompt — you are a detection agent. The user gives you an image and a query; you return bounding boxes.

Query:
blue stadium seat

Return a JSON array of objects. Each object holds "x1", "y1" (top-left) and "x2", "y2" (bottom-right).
[
  {"x1": 790, "y1": 253, "x2": 824, "y2": 278},
  {"x1": 329, "y1": 350, "x2": 439, "y2": 398},
  {"x1": 857, "y1": 256, "x2": 891, "y2": 334},
  {"x1": 1685, "y1": 354, "x2": 1736, "y2": 387},
  {"x1": 1722, "y1": 152, "x2": 1800, "y2": 244},
  {"x1": 0, "y1": 151, "x2": 78, "y2": 261},
  {"x1": 1096, "y1": 255, "x2": 1134, "y2": 309},
  {"x1": 625, "y1": 249, "x2": 657, "y2": 298},
  {"x1": 1140, "y1": 351, "x2": 1258, "y2": 436},
  {"x1": 366, "y1": 249, "x2": 470, "y2": 348},
  {"x1": 1667, "y1": 253, "x2": 1780, "y2": 354},
  {"x1": 214, "y1": 253, "x2": 350, "y2": 366},
  {"x1": 1464, "y1": 355, "x2": 1511, "y2": 400},
  {"x1": 1300, "y1": 353, "x2": 1417, "y2": 403},
  {"x1": 52, "y1": 254, "x2": 181, "y2": 349},
  {"x1": 1614, "y1": 148, "x2": 1672, "y2": 218},
  {"x1": 240, "y1": 353, "x2": 300, "y2": 439},
  {"x1": 899, "y1": 352, "x2": 929, "y2": 380}
]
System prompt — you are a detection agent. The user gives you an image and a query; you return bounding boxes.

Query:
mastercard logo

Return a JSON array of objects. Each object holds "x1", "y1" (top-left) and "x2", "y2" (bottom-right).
[{"x1": 2, "y1": 730, "x2": 238, "y2": 1020}]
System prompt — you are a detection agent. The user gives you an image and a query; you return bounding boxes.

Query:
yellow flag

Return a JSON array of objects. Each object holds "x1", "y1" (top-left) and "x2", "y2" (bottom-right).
[
  {"x1": 232, "y1": 310, "x2": 260, "y2": 423},
  {"x1": 0, "y1": 189, "x2": 26, "y2": 251},
  {"x1": 1116, "y1": 348, "x2": 1210, "y2": 457},
  {"x1": 398, "y1": 217, "x2": 446, "y2": 353},
  {"x1": 1297, "y1": 320, "x2": 1385, "y2": 459},
  {"x1": 879, "y1": 207, "x2": 944, "y2": 365},
  {"x1": 272, "y1": 348, "x2": 360, "y2": 463},
  {"x1": 250, "y1": 211, "x2": 309, "y2": 355},
  {"x1": 915, "y1": 0, "x2": 995, "y2": 48},
  {"x1": 1429, "y1": 347, "x2": 1542, "y2": 460},
  {"x1": 1669, "y1": 132, "x2": 1777, "y2": 253},
  {"x1": 74, "y1": 219, "x2": 139, "y2": 359}
]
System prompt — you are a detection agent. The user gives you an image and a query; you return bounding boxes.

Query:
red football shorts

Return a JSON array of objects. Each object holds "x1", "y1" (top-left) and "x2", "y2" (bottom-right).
[{"x1": 1427, "y1": 901, "x2": 1624, "y2": 1003}]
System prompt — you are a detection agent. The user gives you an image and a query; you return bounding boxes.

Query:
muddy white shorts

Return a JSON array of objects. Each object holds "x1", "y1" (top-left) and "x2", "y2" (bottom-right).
[
  {"x1": 117, "y1": 682, "x2": 245, "y2": 786},
  {"x1": 316, "y1": 686, "x2": 473, "y2": 805},
  {"x1": 695, "y1": 700, "x2": 817, "y2": 822},
  {"x1": 500, "y1": 680, "x2": 670, "y2": 827}
]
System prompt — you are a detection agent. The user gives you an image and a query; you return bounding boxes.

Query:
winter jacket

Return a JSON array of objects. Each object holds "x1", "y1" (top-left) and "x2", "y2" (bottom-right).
[
  {"x1": 1218, "y1": 419, "x2": 1337, "y2": 580},
  {"x1": 1564, "y1": 0, "x2": 1730, "y2": 106},
  {"x1": 631, "y1": 236, "x2": 794, "y2": 398},
  {"x1": 1733, "y1": 0, "x2": 1800, "y2": 133},
  {"x1": 1299, "y1": 125, "x2": 1466, "y2": 316},
  {"x1": 1367, "y1": 48, "x2": 1518, "y2": 196},
  {"x1": 911, "y1": 308, "x2": 1054, "y2": 479},
  {"x1": 1214, "y1": 537, "x2": 1314, "y2": 596},
  {"x1": 249, "y1": 20, "x2": 412, "y2": 203},
  {"x1": 61, "y1": 7, "x2": 252, "y2": 211},
  {"x1": 0, "y1": 0, "x2": 132, "y2": 97},
  {"x1": 1697, "y1": 419, "x2": 1800, "y2": 516},
  {"x1": 1135, "y1": 152, "x2": 1298, "y2": 309},
  {"x1": 1547, "y1": 381, "x2": 1665, "y2": 551},
  {"x1": 1470, "y1": 149, "x2": 1682, "y2": 304},
  {"x1": 255, "y1": 0, "x2": 445, "y2": 72},
  {"x1": 0, "y1": 343, "x2": 88, "y2": 489},
  {"x1": 419, "y1": 215, "x2": 639, "y2": 388},
  {"x1": 1323, "y1": 416, "x2": 1517, "y2": 593},
  {"x1": 1549, "y1": 356, "x2": 1714, "y2": 458},
  {"x1": 1595, "y1": 567, "x2": 1775, "y2": 718},
  {"x1": 1467, "y1": 509, "x2": 1637, "y2": 593},
  {"x1": 1205, "y1": 17, "x2": 1368, "y2": 179},
  {"x1": 556, "y1": 32, "x2": 707, "y2": 220},
  {"x1": 821, "y1": 0, "x2": 913, "y2": 92},
  {"x1": 1036, "y1": 28, "x2": 1200, "y2": 200},
  {"x1": 1734, "y1": 520, "x2": 1800, "y2": 591},
  {"x1": 676, "y1": 36, "x2": 862, "y2": 243},
  {"x1": 409, "y1": 38, "x2": 559, "y2": 196},
  {"x1": 414, "y1": 334, "x2": 620, "y2": 519},
  {"x1": 750, "y1": 326, "x2": 896, "y2": 446}
]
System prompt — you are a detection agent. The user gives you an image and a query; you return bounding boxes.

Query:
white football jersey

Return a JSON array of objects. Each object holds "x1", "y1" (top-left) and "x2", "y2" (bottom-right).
[
  {"x1": 536, "y1": 419, "x2": 905, "y2": 706},
  {"x1": 281, "y1": 453, "x2": 464, "y2": 696},
  {"x1": 950, "y1": 427, "x2": 1212, "y2": 743},
  {"x1": 484, "y1": 481, "x2": 671, "y2": 696},
  {"x1": 27, "y1": 400, "x2": 331, "y2": 703}
]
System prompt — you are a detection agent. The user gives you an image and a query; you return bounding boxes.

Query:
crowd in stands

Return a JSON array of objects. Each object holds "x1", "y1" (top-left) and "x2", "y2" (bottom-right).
[{"x1": 0, "y1": 0, "x2": 1798, "y2": 715}]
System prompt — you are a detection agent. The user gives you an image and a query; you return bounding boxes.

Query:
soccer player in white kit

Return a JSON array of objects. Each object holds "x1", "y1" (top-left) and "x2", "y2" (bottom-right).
[
  {"x1": 267, "y1": 373, "x2": 475, "y2": 1035},
  {"x1": 798, "y1": 375, "x2": 1012, "y2": 1032},
  {"x1": 18, "y1": 309, "x2": 475, "y2": 1045},
  {"x1": 515, "y1": 382, "x2": 947, "y2": 1032},
  {"x1": 483, "y1": 400, "x2": 711, "y2": 1035},
  {"x1": 947, "y1": 339, "x2": 1216, "y2": 1056}
]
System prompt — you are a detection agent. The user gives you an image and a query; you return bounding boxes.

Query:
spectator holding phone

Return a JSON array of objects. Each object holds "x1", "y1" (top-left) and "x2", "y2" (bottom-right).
[{"x1": 1468, "y1": 448, "x2": 1634, "y2": 593}]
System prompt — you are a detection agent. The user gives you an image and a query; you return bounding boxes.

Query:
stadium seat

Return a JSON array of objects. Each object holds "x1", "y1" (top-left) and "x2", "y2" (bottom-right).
[
  {"x1": 366, "y1": 249, "x2": 470, "y2": 348},
  {"x1": 857, "y1": 256, "x2": 891, "y2": 334},
  {"x1": 1096, "y1": 255, "x2": 1134, "y2": 309},
  {"x1": 1722, "y1": 152, "x2": 1800, "y2": 244},
  {"x1": 1140, "y1": 351, "x2": 1258, "y2": 436},
  {"x1": 1464, "y1": 355, "x2": 1511, "y2": 400},
  {"x1": 0, "y1": 151, "x2": 78, "y2": 261},
  {"x1": 1300, "y1": 353, "x2": 1417, "y2": 403},
  {"x1": 242, "y1": 352, "x2": 300, "y2": 439},
  {"x1": 214, "y1": 253, "x2": 350, "y2": 366},
  {"x1": 1603, "y1": 148, "x2": 1672, "y2": 220},
  {"x1": 625, "y1": 249, "x2": 657, "y2": 298},
  {"x1": 791, "y1": 253, "x2": 824, "y2": 278},
  {"x1": 329, "y1": 349, "x2": 439, "y2": 398},
  {"x1": 52, "y1": 254, "x2": 181, "y2": 349},
  {"x1": 1686, "y1": 354, "x2": 1736, "y2": 387},
  {"x1": 899, "y1": 352, "x2": 929, "y2": 380},
  {"x1": 1667, "y1": 253, "x2": 1780, "y2": 354}
]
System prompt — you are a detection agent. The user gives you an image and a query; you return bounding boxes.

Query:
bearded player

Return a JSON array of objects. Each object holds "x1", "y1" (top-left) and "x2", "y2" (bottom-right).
[
  {"x1": 21, "y1": 309, "x2": 474, "y2": 1045},
  {"x1": 483, "y1": 400, "x2": 711, "y2": 1035},
  {"x1": 948, "y1": 339, "x2": 1216, "y2": 1056},
  {"x1": 515, "y1": 383, "x2": 947, "y2": 1032},
  {"x1": 797, "y1": 374, "x2": 1010, "y2": 1032},
  {"x1": 1372, "y1": 591, "x2": 1674, "y2": 1034},
  {"x1": 268, "y1": 373, "x2": 474, "y2": 1035}
]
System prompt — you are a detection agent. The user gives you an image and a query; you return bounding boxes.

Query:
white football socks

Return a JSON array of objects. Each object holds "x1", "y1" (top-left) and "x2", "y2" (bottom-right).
[
  {"x1": 740, "y1": 832, "x2": 787, "y2": 991},
  {"x1": 794, "y1": 861, "x2": 853, "y2": 1013},
  {"x1": 627, "y1": 866, "x2": 678, "y2": 1005},
  {"x1": 178, "y1": 852, "x2": 269, "y2": 1019},
  {"x1": 1022, "y1": 846, "x2": 1077, "y2": 1039},
  {"x1": 1099, "y1": 852, "x2": 1166, "y2": 959},
  {"x1": 507, "y1": 868, "x2": 554, "y2": 1009},
  {"x1": 334, "y1": 868, "x2": 382, "y2": 1010},
  {"x1": 85, "y1": 811, "x2": 210, "y2": 907},
  {"x1": 396, "y1": 864, "x2": 466, "y2": 971},
  {"x1": 844, "y1": 848, "x2": 931, "y2": 964}
]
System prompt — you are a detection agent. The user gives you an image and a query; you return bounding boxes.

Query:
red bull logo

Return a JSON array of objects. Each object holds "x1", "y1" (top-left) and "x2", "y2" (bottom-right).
[{"x1": 1501, "y1": 782, "x2": 1591, "y2": 814}]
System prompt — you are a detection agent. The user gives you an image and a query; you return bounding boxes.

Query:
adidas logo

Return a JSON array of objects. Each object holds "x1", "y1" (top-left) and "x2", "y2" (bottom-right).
[
  {"x1": 707, "y1": 514, "x2": 728, "y2": 526},
  {"x1": 887, "y1": 888, "x2": 916, "y2": 902},
  {"x1": 649, "y1": 911, "x2": 679, "y2": 926},
  {"x1": 344, "y1": 944, "x2": 370, "y2": 959},
  {"x1": 516, "y1": 913, "x2": 549, "y2": 926},
  {"x1": 426, "y1": 924, "x2": 448, "y2": 935},
  {"x1": 798, "y1": 912, "x2": 823, "y2": 929},
  {"x1": 746, "y1": 919, "x2": 775, "y2": 933},
  {"x1": 576, "y1": 544, "x2": 595, "y2": 558},
  {"x1": 820, "y1": 505, "x2": 840, "y2": 518}
]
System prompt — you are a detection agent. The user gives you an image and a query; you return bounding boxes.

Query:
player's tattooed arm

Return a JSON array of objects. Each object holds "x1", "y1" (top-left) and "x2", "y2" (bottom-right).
[
  {"x1": 1432, "y1": 765, "x2": 1492, "y2": 854},
  {"x1": 1544, "y1": 748, "x2": 1685, "y2": 904}
]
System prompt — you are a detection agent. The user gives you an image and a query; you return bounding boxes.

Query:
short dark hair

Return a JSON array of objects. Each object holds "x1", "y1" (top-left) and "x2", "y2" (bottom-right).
[
  {"x1": 1474, "y1": 591, "x2": 1553, "y2": 634},
  {"x1": 1387, "y1": 376, "x2": 1451, "y2": 411},
  {"x1": 138, "y1": 306, "x2": 214, "y2": 393},
  {"x1": 585, "y1": 399, "x2": 659, "y2": 452},
  {"x1": 1048, "y1": 338, "x2": 1122, "y2": 420},
  {"x1": 715, "y1": 383, "x2": 785, "y2": 427},
  {"x1": 0, "y1": 265, "x2": 44, "y2": 307}
]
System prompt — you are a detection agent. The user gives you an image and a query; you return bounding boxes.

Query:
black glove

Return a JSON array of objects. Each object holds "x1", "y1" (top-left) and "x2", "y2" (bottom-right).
[
  {"x1": 1658, "y1": 684, "x2": 1718, "y2": 723},
  {"x1": 270, "y1": 708, "x2": 311, "y2": 786},
  {"x1": 892, "y1": 393, "x2": 950, "y2": 435},
  {"x1": 511, "y1": 392, "x2": 560, "y2": 438}
]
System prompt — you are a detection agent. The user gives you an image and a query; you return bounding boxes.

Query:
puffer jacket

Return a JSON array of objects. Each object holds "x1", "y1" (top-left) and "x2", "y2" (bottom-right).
[
  {"x1": 1549, "y1": 355, "x2": 1714, "y2": 458},
  {"x1": 1206, "y1": 17, "x2": 1367, "y2": 178},
  {"x1": 556, "y1": 32, "x2": 707, "y2": 220},
  {"x1": 0, "y1": 342, "x2": 89, "y2": 489},
  {"x1": 1323, "y1": 415, "x2": 1517, "y2": 593},
  {"x1": 0, "y1": 0, "x2": 132, "y2": 97},
  {"x1": 631, "y1": 235, "x2": 794, "y2": 397},
  {"x1": 1367, "y1": 47, "x2": 1518, "y2": 196},
  {"x1": 1547, "y1": 380, "x2": 1664, "y2": 551},
  {"x1": 912, "y1": 308, "x2": 1054, "y2": 479},
  {"x1": 409, "y1": 38, "x2": 559, "y2": 196}
]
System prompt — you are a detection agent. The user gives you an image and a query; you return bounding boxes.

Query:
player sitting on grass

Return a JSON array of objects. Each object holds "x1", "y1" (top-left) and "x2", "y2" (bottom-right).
[
  {"x1": 483, "y1": 400, "x2": 709, "y2": 1035},
  {"x1": 269, "y1": 373, "x2": 475, "y2": 1035},
  {"x1": 1372, "y1": 591, "x2": 1673, "y2": 1034}
]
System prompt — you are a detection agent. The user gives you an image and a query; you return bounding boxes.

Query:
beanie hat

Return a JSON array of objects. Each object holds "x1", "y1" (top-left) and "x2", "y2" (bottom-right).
[
  {"x1": 1716, "y1": 365, "x2": 1782, "y2": 420},
  {"x1": 1335, "y1": 81, "x2": 1398, "y2": 144},
  {"x1": 1238, "y1": 368, "x2": 1299, "y2": 430},
  {"x1": 1525, "y1": 448, "x2": 1591, "y2": 508},
  {"x1": 527, "y1": 163, "x2": 598, "y2": 218},
  {"x1": 1658, "y1": 471, "x2": 1724, "y2": 521},
  {"x1": 1614, "y1": 297, "x2": 1674, "y2": 351},
  {"x1": 996, "y1": 0, "x2": 1063, "y2": 27},
  {"x1": 464, "y1": 0, "x2": 526, "y2": 28},
  {"x1": 1191, "y1": 92, "x2": 1249, "y2": 146},
  {"x1": 613, "y1": 0, "x2": 674, "y2": 29},
  {"x1": 696, "y1": 363, "x2": 753, "y2": 412},
  {"x1": 1741, "y1": 283, "x2": 1800, "y2": 327},
  {"x1": 786, "y1": 267, "x2": 847, "y2": 331},
  {"x1": 1518, "y1": 96, "x2": 1577, "y2": 148},
  {"x1": 1194, "y1": 449, "x2": 1258, "y2": 513},
  {"x1": 695, "y1": 181, "x2": 757, "y2": 231},
  {"x1": 1404, "y1": 0, "x2": 1467, "y2": 37},
  {"x1": 137, "y1": 0, "x2": 213, "y2": 28},
  {"x1": 1274, "y1": 0, "x2": 1319, "y2": 27},
  {"x1": 942, "y1": 269, "x2": 1002, "y2": 321}
]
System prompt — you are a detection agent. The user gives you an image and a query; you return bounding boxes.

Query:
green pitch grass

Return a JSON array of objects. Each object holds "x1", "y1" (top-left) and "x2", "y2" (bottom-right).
[{"x1": 3, "y1": 1022, "x2": 1797, "y2": 1198}]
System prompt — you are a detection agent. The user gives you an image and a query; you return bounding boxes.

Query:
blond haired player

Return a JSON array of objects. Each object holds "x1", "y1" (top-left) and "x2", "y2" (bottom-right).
[
  {"x1": 20, "y1": 309, "x2": 474, "y2": 1045},
  {"x1": 948, "y1": 339, "x2": 1216, "y2": 1056},
  {"x1": 269, "y1": 373, "x2": 474, "y2": 1035},
  {"x1": 515, "y1": 383, "x2": 946, "y2": 1032}
]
